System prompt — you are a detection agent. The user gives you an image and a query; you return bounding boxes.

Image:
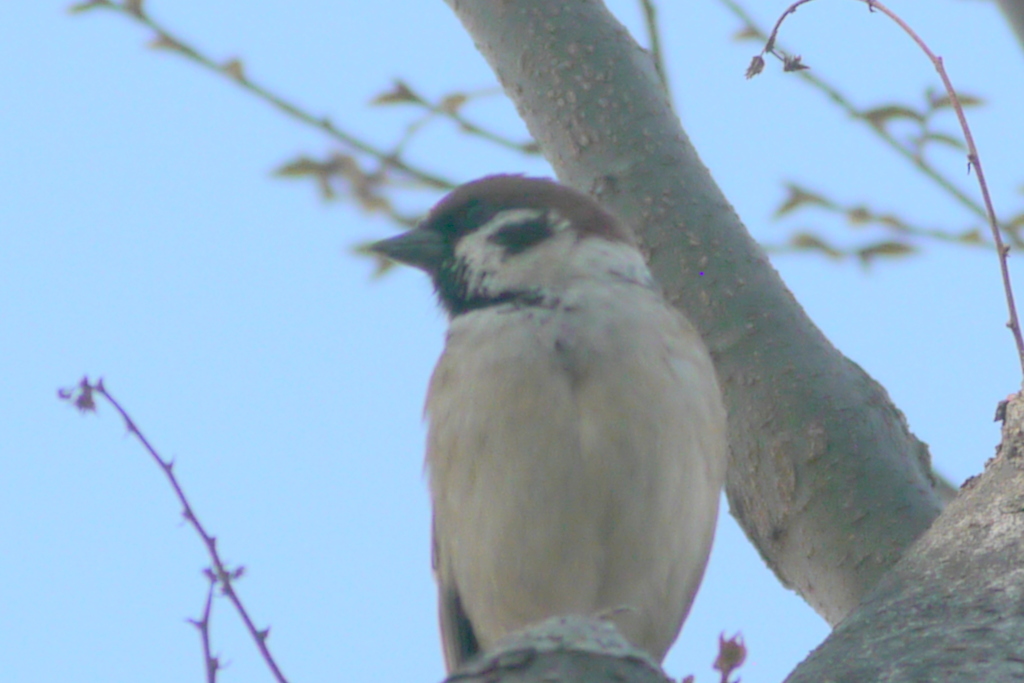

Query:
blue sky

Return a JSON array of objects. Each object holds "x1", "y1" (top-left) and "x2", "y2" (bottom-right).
[{"x1": 3, "y1": 1, "x2": 1023, "y2": 682}]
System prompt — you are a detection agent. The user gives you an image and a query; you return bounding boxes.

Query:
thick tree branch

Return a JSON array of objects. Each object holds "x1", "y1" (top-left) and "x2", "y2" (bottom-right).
[
  {"x1": 444, "y1": 0, "x2": 944, "y2": 624},
  {"x1": 446, "y1": 617, "x2": 672, "y2": 683},
  {"x1": 786, "y1": 394, "x2": 1024, "y2": 682}
]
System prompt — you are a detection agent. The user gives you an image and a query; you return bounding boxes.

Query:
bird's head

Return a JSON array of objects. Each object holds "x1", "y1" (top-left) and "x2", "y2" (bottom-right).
[{"x1": 369, "y1": 175, "x2": 647, "y2": 317}]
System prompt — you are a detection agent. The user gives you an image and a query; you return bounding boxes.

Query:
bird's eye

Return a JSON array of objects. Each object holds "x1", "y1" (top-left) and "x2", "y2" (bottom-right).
[{"x1": 487, "y1": 215, "x2": 554, "y2": 256}]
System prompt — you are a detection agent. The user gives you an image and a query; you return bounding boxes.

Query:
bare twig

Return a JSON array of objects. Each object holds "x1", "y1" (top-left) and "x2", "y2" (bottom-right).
[
  {"x1": 189, "y1": 571, "x2": 220, "y2": 683},
  {"x1": 722, "y1": 0, "x2": 996, "y2": 231},
  {"x1": 751, "y1": 0, "x2": 1024, "y2": 375},
  {"x1": 373, "y1": 81, "x2": 539, "y2": 155},
  {"x1": 639, "y1": 0, "x2": 672, "y2": 97},
  {"x1": 767, "y1": 181, "x2": 992, "y2": 255},
  {"x1": 71, "y1": 0, "x2": 455, "y2": 191},
  {"x1": 58, "y1": 377, "x2": 291, "y2": 683}
]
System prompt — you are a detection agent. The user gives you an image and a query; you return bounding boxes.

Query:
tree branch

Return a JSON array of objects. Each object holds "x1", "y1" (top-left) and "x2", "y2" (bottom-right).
[
  {"x1": 72, "y1": 0, "x2": 456, "y2": 191},
  {"x1": 750, "y1": 0, "x2": 1024, "y2": 378},
  {"x1": 786, "y1": 393, "x2": 1024, "y2": 682},
  {"x1": 720, "y1": 0, "x2": 996, "y2": 231},
  {"x1": 58, "y1": 377, "x2": 290, "y2": 683}
]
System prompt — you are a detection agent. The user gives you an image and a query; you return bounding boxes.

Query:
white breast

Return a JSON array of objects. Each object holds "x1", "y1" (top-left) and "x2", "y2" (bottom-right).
[{"x1": 426, "y1": 259, "x2": 727, "y2": 663}]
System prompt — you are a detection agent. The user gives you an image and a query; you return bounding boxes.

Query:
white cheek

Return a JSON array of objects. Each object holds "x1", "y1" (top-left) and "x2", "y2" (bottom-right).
[
  {"x1": 454, "y1": 231, "x2": 506, "y2": 295},
  {"x1": 452, "y1": 212, "x2": 651, "y2": 300},
  {"x1": 571, "y1": 242, "x2": 655, "y2": 289},
  {"x1": 453, "y1": 208, "x2": 561, "y2": 295}
]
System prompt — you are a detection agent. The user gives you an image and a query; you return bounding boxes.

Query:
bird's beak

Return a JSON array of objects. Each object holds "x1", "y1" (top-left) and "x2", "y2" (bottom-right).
[{"x1": 367, "y1": 227, "x2": 445, "y2": 274}]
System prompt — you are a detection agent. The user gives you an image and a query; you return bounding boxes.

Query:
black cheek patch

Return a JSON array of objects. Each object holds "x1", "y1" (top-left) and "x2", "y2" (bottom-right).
[{"x1": 487, "y1": 216, "x2": 554, "y2": 256}]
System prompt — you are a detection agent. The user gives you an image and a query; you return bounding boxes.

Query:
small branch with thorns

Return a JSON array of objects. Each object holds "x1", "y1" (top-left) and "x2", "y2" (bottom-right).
[{"x1": 58, "y1": 377, "x2": 291, "y2": 683}]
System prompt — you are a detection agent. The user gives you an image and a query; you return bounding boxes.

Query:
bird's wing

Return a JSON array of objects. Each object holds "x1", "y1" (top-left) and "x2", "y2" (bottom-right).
[{"x1": 433, "y1": 514, "x2": 480, "y2": 671}]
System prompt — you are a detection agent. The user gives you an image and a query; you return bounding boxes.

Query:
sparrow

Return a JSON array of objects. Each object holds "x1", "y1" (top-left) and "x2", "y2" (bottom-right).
[{"x1": 369, "y1": 175, "x2": 727, "y2": 671}]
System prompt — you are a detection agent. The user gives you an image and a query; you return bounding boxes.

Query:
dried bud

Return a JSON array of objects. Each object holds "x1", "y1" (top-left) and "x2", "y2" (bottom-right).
[
  {"x1": 745, "y1": 54, "x2": 765, "y2": 79},
  {"x1": 783, "y1": 54, "x2": 809, "y2": 72},
  {"x1": 714, "y1": 632, "x2": 747, "y2": 680}
]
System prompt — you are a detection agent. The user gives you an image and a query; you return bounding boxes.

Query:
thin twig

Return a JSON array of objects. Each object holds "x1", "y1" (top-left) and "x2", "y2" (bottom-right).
[
  {"x1": 80, "y1": 0, "x2": 455, "y2": 190},
  {"x1": 389, "y1": 82, "x2": 539, "y2": 155},
  {"x1": 772, "y1": 182, "x2": 992, "y2": 251},
  {"x1": 431, "y1": 106, "x2": 538, "y2": 155},
  {"x1": 721, "y1": 0, "x2": 995, "y2": 230},
  {"x1": 58, "y1": 377, "x2": 291, "y2": 683},
  {"x1": 639, "y1": 0, "x2": 672, "y2": 98},
  {"x1": 754, "y1": 0, "x2": 1024, "y2": 376},
  {"x1": 189, "y1": 571, "x2": 220, "y2": 683},
  {"x1": 865, "y1": 0, "x2": 1024, "y2": 375}
]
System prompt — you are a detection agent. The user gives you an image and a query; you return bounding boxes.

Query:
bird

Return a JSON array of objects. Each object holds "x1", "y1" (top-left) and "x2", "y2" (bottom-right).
[{"x1": 369, "y1": 175, "x2": 728, "y2": 672}]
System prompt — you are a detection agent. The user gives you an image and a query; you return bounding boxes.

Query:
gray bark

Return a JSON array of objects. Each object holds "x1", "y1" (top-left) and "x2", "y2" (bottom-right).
[
  {"x1": 443, "y1": 0, "x2": 944, "y2": 626},
  {"x1": 785, "y1": 396, "x2": 1024, "y2": 682},
  {"x1": 996, "y1": 0, "x2": 1024, "y2": 50},
  {"x1": 447, "y1": 617, "x2": 671, "y2": 683}
]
